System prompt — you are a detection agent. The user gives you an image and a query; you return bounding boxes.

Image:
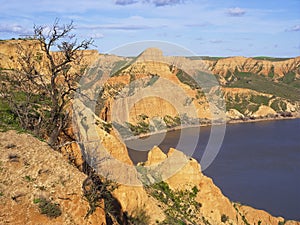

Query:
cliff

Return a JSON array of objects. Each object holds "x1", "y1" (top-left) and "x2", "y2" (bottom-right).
[
  {"x1": 202, "y1": 56, "x2": 300, "y2": 80},
  {"x1": 142, "y1": 146, "x2": 299, "y2": 225},
  {"x1": 91, "y1": 48, "x2": 299, "y2": 135},
  {"x1": 69, "y1": 97, "x2": 300, "y2": 224},
  {"x1": 0, "y1": 130, "x2": 106, "y2": 225}
]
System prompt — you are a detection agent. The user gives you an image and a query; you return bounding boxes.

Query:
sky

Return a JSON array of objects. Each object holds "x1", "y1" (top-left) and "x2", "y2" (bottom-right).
[{"x1": 0, "y1": 0, "x2": 300, "y2": 57}]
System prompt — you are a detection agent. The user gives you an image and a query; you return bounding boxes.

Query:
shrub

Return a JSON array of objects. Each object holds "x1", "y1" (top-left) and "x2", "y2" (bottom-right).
[
  {"x1": 148, "y1": 181, "x2": 202, "y2": 224},
  {"x1": 221, "y1": 214, "x2": 229, "y2": 223},
  {"x1": 176, "y1": 69, "x2": 200, "y2": 89},
  {"x1": 127, "y1": 208, "x2": 150, "y2": 225},
  {"x1": 281, "y1": 72, "x2": 295, "y2": 84},
  {"x1": 34, "y1": 198, "x2": 62, "y2": 218},
  {"x1": 250, "y1": 95, "x2": 269, "y2": 105}
]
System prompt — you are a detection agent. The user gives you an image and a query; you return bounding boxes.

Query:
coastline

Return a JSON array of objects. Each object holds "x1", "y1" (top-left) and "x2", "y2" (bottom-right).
[
  {"x1": 227, "y1": 113, "x2": 299, "y2": 125},
  {"x1": 122, "y1": 113, "x2": 300, "y2": 141}
]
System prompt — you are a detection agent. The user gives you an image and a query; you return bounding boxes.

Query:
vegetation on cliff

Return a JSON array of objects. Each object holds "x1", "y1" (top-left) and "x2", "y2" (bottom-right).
[{"x1": 0, "y1": 19, "x2": 93, "y2": 148}]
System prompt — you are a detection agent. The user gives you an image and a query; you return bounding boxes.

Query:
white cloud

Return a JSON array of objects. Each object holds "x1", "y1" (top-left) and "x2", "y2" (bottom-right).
[
  {"x1": 114, "y1": 0, "x2": 185, "y2": 7},
  {"x1": 226, "y1": 7, "x2": 246, "y2": 17},
  {"x1": 0, "y1": 23, "x2": 32, "y2": 36},
  {"x1": 90, "y1": 33, "x2": 105, "y2": 39},
  {"x1": 210, "y1": 39, "x2": 223, "y2": 44},
  {"x1": 115, "y1": 0, "x2": 138, "y2": 5},
  {"x1": 289, "y1": 25, "x2": 300, "y2": 32},
  {"x1": 79, "y1": 24, "x2": 152, "y2": 30},
  {"x1": 152, "y1": 0, "x2": 185, "y2": 7}
]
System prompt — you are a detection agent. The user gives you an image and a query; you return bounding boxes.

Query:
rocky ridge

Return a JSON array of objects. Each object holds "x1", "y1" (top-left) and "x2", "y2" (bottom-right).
[{"x1": 91, "y1": 48, "x2": 299, "y2": 135}]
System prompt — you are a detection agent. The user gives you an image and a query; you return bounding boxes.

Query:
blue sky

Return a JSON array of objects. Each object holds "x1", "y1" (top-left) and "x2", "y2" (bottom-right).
[{"x1": 0, "y1": 0, "x2": 299, "y2": 57}]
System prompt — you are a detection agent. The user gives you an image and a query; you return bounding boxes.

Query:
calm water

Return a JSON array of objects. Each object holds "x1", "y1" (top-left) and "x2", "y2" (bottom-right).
[{"x1": 126, "y1": 119, "x2": 300, "y2": 220}]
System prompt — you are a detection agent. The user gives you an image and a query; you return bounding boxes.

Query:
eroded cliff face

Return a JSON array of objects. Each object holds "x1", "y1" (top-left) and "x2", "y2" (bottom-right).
[
  {"x1": 141, "y1": 146, "x2": 299, "y2": 225},
  {"x1": 93, "y1": 48, "x2": 299, "y2": 134},
  {"x1": 0, "y1": 39, "x2": 99, "y2": 74},
  {"x1": 66, "y1": 97, "x2": 299, "y2": 224},
  {"x1": 0, "y1": 130, "x2": 106, "y2": 225},
  {"x1": 202, "y1": 56, "x2": 300, "y2": 80}
]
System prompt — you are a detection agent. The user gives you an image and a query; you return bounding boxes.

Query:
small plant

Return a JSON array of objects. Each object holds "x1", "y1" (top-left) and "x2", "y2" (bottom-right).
[
  {"x1": 127, "y1": 207, "x2": 150, "y2": 225},
  {"x1": 148, "y1": 181, "x2": 202, "y2": 224},
  {"x1": 191, "y1": 186, "x2": 199, "y2": 197},
  {"x1": 24, "y1": 175, "x2": 35, "y2": 182},
  {"x1": 34, "y1": 197, "x2": 62, "y2": 218},
  {"x1": 221, "y1": 214, "x2": 229, "y2": 223},
  {"x1": 5, "y1": 143, "x2": 16, "y2": 149},
  {"x1": 0, "y1": 191, "x2": 3, "y2": 197},
  {"x1": 82, "y1": 173, "x2": 118, "y2": 219},
  {"x1": 202, "y1": 216, "x2": 212, "y2": 225},
  {"x1": 8, "y1": 153, "x2": 20, "y2": 162},
  {"x1": 36, "y1": 185, "x2": 46, "y2": 191},
  {"x1": 278, "y1": 221, "x2": 286, "y2": 225},
  {"x1": 33, "y1": 198, "x2": 41, "y2": 204}
]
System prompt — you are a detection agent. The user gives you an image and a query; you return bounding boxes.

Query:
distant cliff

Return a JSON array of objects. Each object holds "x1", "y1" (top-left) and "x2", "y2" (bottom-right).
[
  {"x1": 202, "y1": 56, "x2": 300, "y2": 80},
  {"x1": 1, "y1": 40, "x2": 299, "y2": 129},
  {"x1": 90, "y1": 48, "x2": 299, "y2": 134}
]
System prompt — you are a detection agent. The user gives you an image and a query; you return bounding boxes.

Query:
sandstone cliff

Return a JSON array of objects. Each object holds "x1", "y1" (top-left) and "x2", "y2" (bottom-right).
[
  {"x1": 140, "y1": 146, "x2": 300, "y2": 225},
  {"x1": 91, "y1": 48, "x2": 299, "y2": 134},
  {"x1": 0, "y1": 130, "x2": 106, "y2": 225},
  {"x1": 202, "y1": 56, "x2": 300, "y2": 80}
]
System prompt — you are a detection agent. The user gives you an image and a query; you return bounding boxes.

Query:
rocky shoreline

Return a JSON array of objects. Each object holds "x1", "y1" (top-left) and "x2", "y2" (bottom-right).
[{"x1": 122, "y1": 112, "x2": 300, "y2": 141}]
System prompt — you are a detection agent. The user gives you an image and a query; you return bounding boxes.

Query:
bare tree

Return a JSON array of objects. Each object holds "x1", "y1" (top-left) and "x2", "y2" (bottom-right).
[{"x1": 0, "y1": 19, "x2": 94, "y2": 147}]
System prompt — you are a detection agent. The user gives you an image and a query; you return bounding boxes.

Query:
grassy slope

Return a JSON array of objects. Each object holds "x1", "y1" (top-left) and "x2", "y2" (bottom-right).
[{"x1": 226, "y1": 72, "x2": 300, "y2": 102}]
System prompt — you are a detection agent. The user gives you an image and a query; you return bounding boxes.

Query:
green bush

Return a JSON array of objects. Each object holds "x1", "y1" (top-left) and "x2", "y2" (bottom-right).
[
  {"x1": 176, "y1": 69, "x2": 200, "y2": 90},
  {"x1": 34, "y1": 198, "x2": 62, "y2": 218},
  {"x1": 270, "y1": 100, "x2": 287, "y2": 112},
  {"x1": 148, "y1": 181, "x2": 202, "y2": 224},
  {"x1": 250, "y1": 95, "x2": 269, "y2": 105},
  {"x1": 281, "y1": 72, "x2": 295, "y2": 84},
  {"x1": 227, "y1": 71, "x2": 300, "y2": 102},
  {"x1": 268, "y1": 65, "x2": 275, "y2": 78},
  {"x1": 127, "y1": 208, "x2": 150, "y2": 225}
]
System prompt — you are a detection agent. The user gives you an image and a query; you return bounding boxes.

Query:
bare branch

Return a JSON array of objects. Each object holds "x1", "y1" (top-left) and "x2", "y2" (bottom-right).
[{"x1": 1, "y1": 19, "x2": 94, "y2": 148}]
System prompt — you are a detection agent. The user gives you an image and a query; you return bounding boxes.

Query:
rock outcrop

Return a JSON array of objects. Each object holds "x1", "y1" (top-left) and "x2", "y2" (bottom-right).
[
  {"x1": 201, "y1": 56, "x2": 300, "y2": 79},
  {"x1": 141, "y1": 146, "x2": 300, "y2": 225},
  {"x1": 226, "y1": 108, "x2": 245, "y2": 120},
  {"x1": 252, "y1": 105, "x2": 277, "y2": 118}
]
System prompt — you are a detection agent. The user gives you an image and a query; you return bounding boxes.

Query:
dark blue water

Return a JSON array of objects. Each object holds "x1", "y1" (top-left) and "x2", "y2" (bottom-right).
[{"x1": 127, "y1": 119, "x2": 300, "y2": 220}]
